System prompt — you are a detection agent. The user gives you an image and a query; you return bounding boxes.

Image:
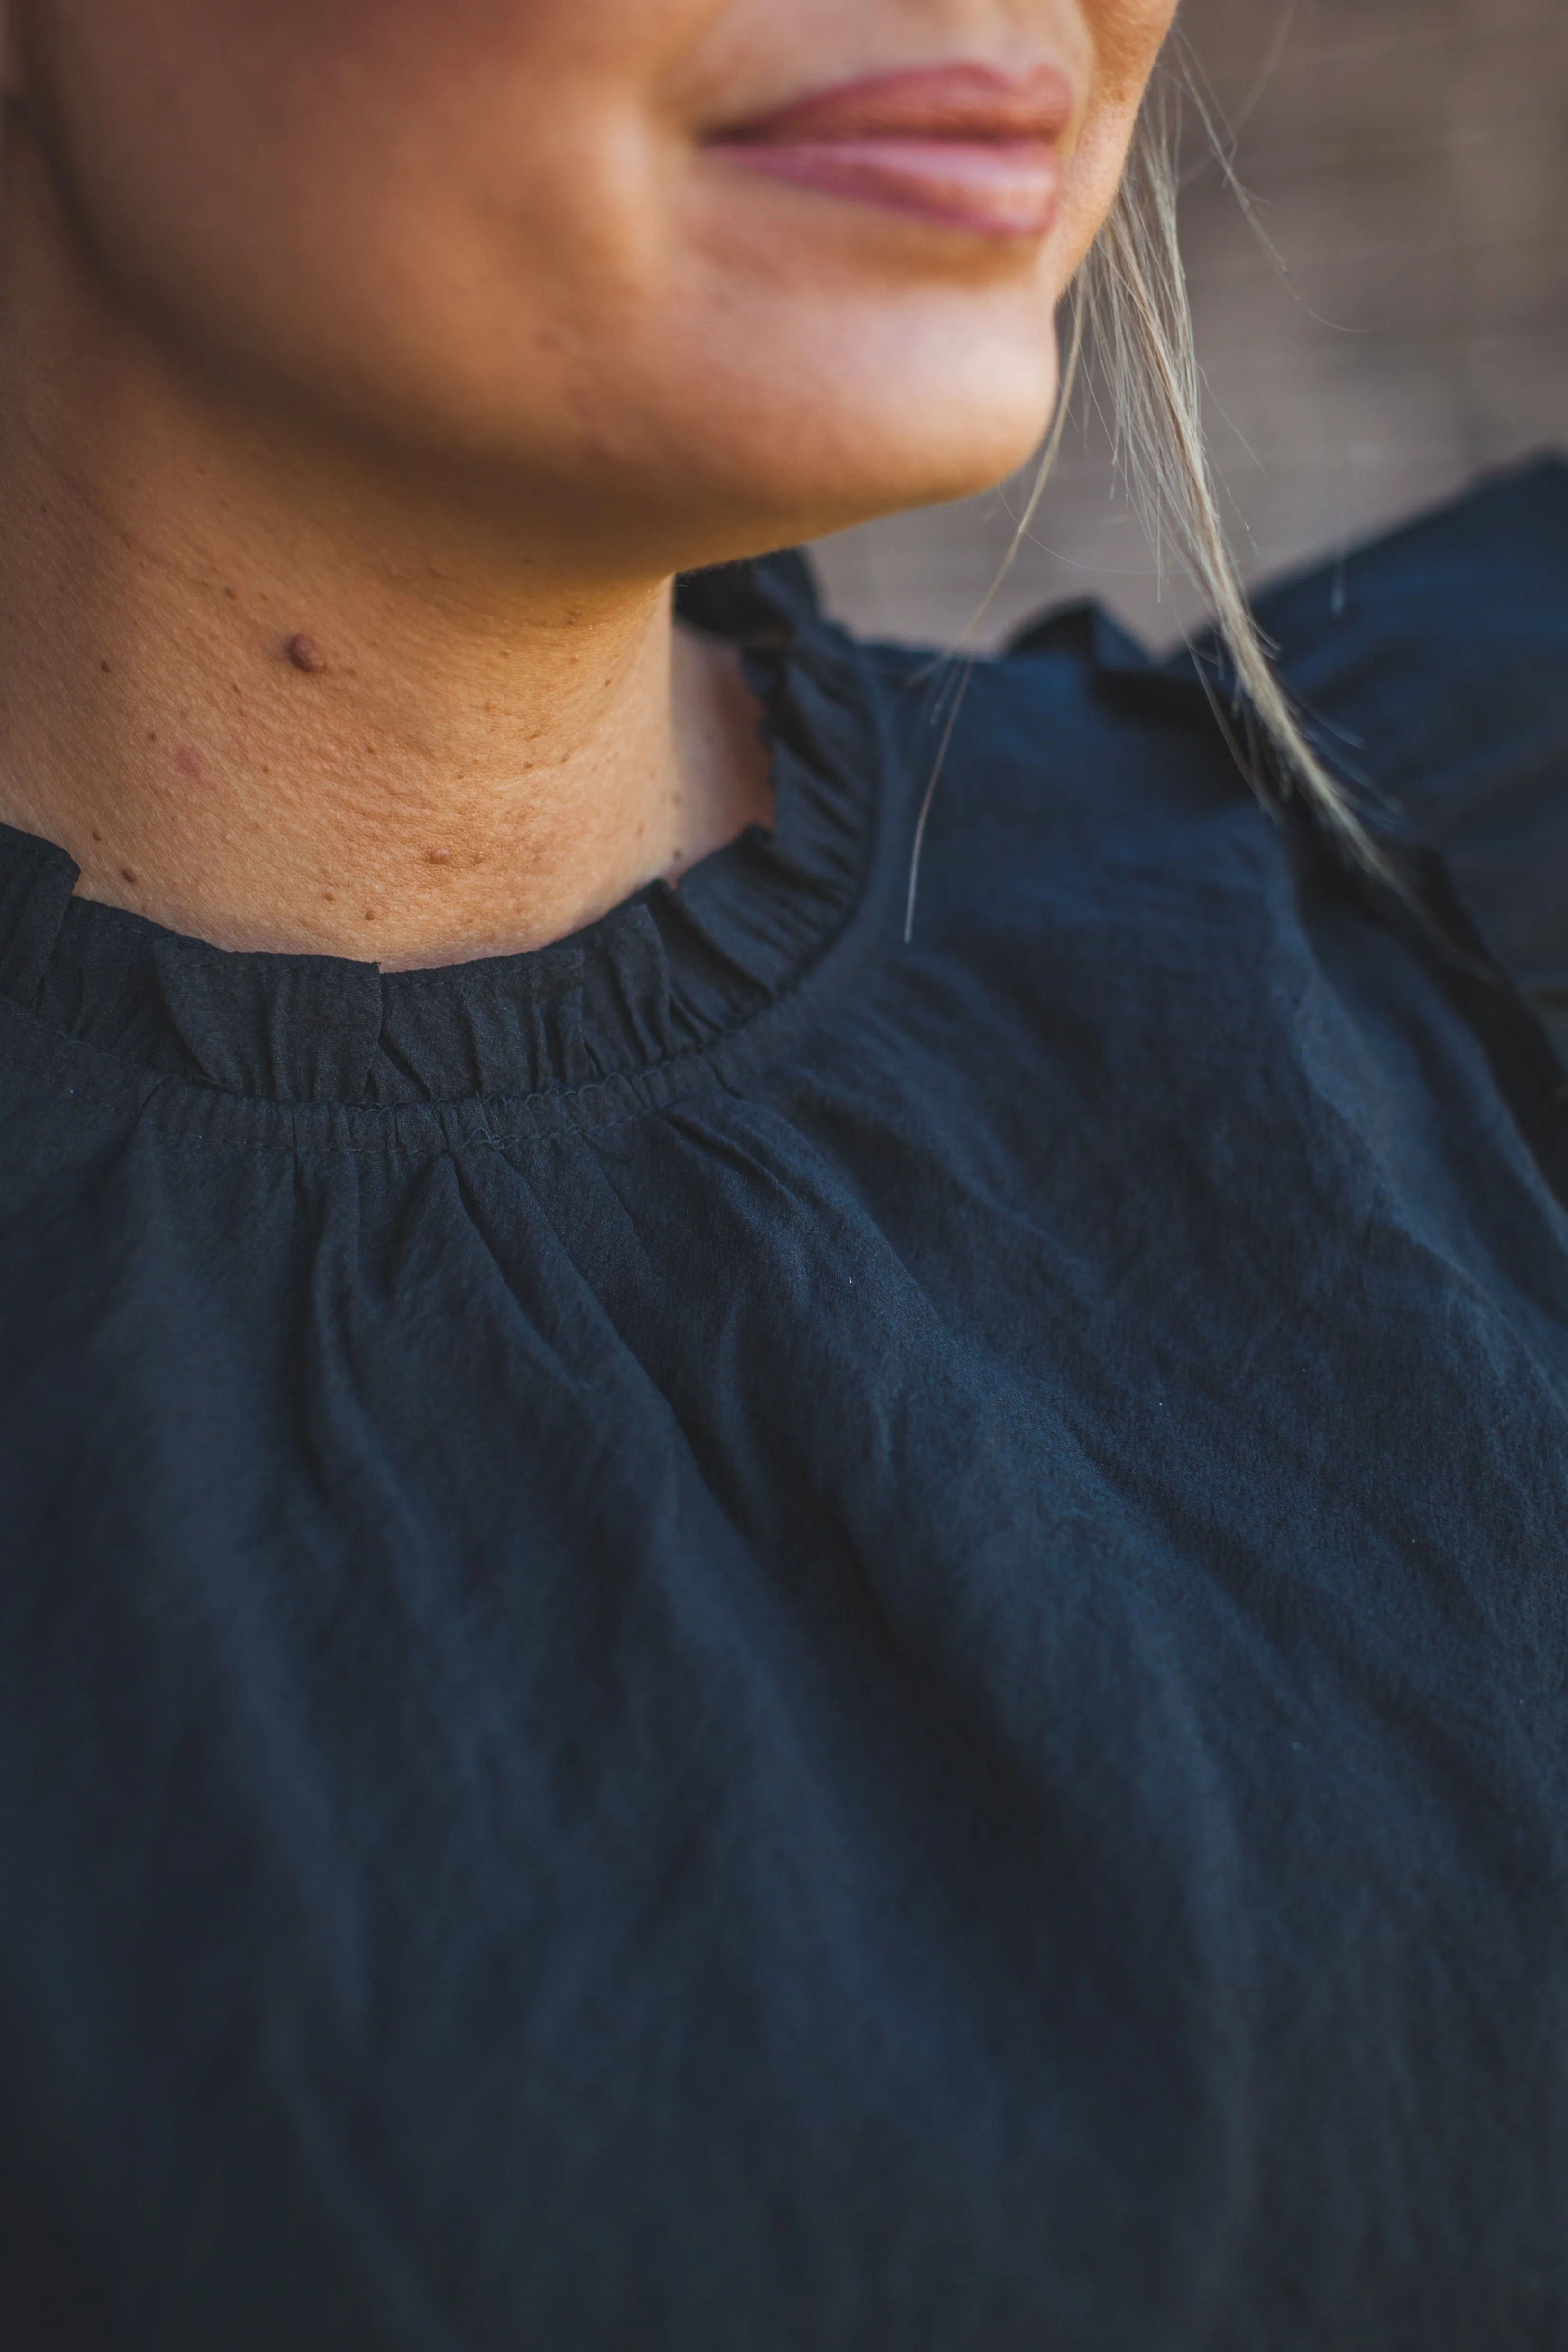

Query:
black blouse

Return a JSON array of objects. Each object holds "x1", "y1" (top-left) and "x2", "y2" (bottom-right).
[{"x1": 3, "y1": 462, "x2": 1567, "y2": 2352}]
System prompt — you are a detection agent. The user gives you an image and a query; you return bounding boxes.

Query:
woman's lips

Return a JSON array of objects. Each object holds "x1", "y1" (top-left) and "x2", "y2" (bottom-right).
[
  {"x1": 717, "y1": 138, "x2": 1062, "y2": 241},
  {"x1": 707, "y1": 62, "x2": 1073, "y2": 241}
]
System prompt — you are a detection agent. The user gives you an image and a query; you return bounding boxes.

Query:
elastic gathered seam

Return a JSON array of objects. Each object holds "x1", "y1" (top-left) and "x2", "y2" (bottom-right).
[{"x1": 0, "y1": 780, "x2": 909, "y2": 1159}]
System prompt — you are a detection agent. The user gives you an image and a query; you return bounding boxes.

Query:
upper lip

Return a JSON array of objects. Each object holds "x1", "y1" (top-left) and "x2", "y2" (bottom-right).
[{"x1": 708, "y1": 61, "x2": 1074, "y2": 149}]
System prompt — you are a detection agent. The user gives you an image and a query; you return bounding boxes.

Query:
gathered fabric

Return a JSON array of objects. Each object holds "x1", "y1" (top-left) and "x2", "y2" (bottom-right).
[{"x1": 1, "y1": 464, "x2": 1566, "y2": 2352}]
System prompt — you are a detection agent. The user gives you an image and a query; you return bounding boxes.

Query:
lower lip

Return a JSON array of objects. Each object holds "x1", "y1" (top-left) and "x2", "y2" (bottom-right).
[{"x1": 716, "y1": 137, "x2": 1061, "y2": 240}]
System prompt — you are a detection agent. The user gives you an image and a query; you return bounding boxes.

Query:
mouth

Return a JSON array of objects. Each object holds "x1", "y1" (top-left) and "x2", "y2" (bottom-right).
[{"x1": 705, "y1": 62, "x2": 1073, "y2": 242}]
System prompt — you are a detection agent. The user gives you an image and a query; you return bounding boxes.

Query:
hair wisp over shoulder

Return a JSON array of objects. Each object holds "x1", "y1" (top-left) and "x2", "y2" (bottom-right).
[
  {"x1": 1080, "y1": 67, "x2": 1387, "y2": 875},
  {"x1": 906, "y1": 58, "x2": 1395, "y2": 944}
]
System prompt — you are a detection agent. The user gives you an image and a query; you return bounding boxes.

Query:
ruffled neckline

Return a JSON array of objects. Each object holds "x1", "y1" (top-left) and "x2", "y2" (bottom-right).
[{"x1": 0, "y1": 553, "x2": 907, "y2": 1131}]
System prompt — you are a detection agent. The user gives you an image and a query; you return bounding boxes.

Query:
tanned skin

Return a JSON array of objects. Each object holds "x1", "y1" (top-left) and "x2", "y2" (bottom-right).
[{"x1": 0, "y1": 0, "x2": 1177, "y2": 968}]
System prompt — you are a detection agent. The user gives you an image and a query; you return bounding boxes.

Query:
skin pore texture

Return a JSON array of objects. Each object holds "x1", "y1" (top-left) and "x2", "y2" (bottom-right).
[{"x1": 0, "y1": 0, "x2": 1177, "y2": 968}]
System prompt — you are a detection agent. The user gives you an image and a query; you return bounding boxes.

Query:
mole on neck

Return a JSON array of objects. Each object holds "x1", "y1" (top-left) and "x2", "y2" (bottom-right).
[{"x1": 0, "y1": 143, "x2": 770, "y2": 968}]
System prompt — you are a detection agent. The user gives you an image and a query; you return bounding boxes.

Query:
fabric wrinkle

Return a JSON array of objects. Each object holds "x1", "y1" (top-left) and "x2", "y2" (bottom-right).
[{"x1": 1, "y1": 464, "x2": 1567, "y2": 2350}]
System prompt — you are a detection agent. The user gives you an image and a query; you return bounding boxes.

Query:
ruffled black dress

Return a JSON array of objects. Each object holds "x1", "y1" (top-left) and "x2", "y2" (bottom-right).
[{"x1": 2, "y1": 463, "x2": 1567, "y2": 2350}]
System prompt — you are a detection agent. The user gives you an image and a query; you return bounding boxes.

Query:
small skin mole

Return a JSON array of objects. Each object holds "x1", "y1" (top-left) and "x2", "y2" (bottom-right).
[
  {"x1": 224, "y1": 586, "x2": 238, "y2": 602},
  {"x1": 120, "y1": 866, "x2": 138, "y2": 885},
  {"x1": 90, "y1": 829, "x2": 102, "y2": 844},
  {"x1": 286, "y1": 633, "x2": 327, "y2": 674},
  {"x1": 99, "y1": 659, "x2": 110, "y2": 674},
  {"x1": 425, "y1": 846, "x2": 450, "y2": 865}
]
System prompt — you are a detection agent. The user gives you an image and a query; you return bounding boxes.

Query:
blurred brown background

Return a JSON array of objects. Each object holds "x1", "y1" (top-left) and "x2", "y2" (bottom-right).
[{"x1": 810, "y1": 0, "x2": 1568, "y2": 651}]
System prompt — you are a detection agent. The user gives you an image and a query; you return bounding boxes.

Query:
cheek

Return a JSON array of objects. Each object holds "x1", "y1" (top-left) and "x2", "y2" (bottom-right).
[
  {"x1": 24, "y1": 0, "x2": 712, "y2": 249},
  {"x1": 1054, "y1": 0, "x2": 1180, "y2": 274},
  {"x1": 20, "y1": 0, "x2": 688, "y2": 391},
  {"x1": 1087, "y1": 0, "x2": 1183, "y2": 106}
]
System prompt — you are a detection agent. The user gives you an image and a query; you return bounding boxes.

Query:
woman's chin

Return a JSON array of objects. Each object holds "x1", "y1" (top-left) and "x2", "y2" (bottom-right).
[
  {"x1": 714, "y1": 426, "x2": 1057, "y2": 557},
  {"x1": 620, "y1": 357, "x2": 1062, "y2": 560}
]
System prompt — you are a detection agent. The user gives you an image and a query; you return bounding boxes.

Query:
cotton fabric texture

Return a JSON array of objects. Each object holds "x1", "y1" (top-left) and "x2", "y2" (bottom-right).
[{"x1": 1, "y1": 464, "x2": 1566, "y2": 2351}]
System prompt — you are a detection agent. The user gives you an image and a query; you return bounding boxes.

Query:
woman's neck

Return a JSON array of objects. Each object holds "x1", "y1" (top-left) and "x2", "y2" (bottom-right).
[{"x1": 0, "y1": 228, "x2": 770, "y2": 970}]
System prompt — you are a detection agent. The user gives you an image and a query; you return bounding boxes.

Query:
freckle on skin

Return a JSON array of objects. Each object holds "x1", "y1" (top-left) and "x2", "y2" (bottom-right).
[
  {"x1": 99, "y1": 659, "x2": 110, "y2": 674},
  {"x1": 286, "y1": 633, "x2": 327, "y2": 674}
]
